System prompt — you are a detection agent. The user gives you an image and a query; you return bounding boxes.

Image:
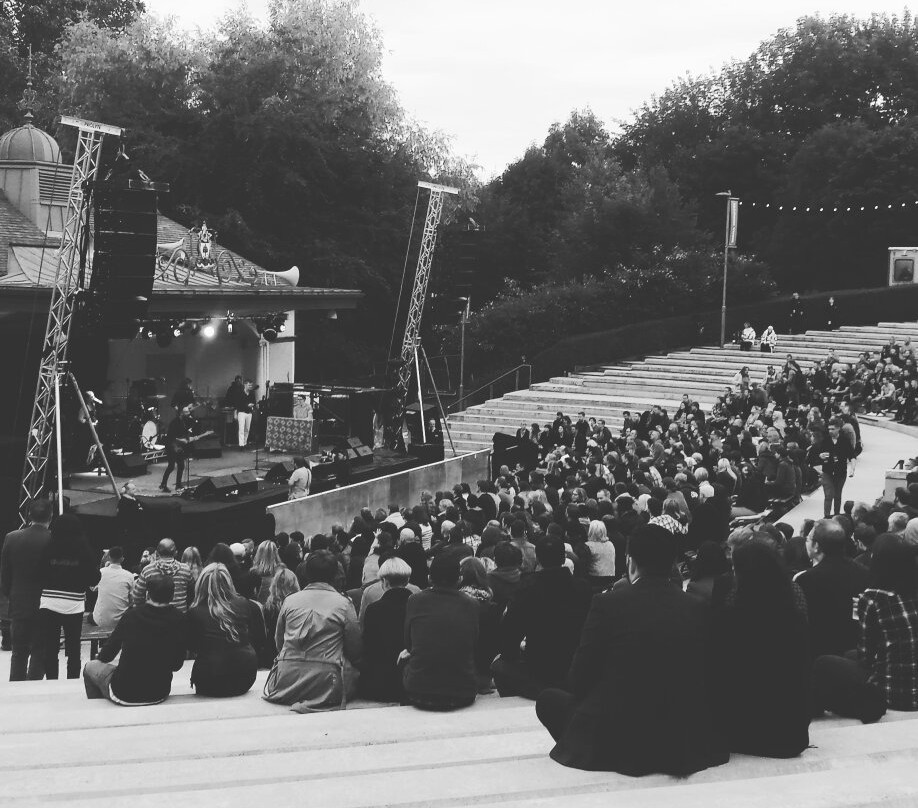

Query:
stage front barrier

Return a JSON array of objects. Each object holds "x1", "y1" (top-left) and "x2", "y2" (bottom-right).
[{"x1": 268, "y1": 449, "x2": 491, "y2": 535}]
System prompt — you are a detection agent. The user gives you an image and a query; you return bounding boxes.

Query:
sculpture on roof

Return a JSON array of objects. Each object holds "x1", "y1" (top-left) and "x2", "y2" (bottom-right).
[{"x1": 155, "y1": 223, "x2": 299, "y2": 288}]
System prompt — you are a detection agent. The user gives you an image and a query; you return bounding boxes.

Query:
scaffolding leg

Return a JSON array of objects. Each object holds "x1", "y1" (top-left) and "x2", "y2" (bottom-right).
[
  {"x1": 414, "y1": 348, "x2": 427, "y2": 444},
  {"x1": 420, "y1": 345, "x2": 456, "y2": 457},
  {"x1": 53, "y1": 373, "x2": 65, "y2": 515}
]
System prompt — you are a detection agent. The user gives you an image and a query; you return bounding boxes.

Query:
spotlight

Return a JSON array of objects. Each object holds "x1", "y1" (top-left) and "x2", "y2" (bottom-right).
[
  {"x1": 202, "y1": 323, "x2": 216, "y2": 339},
  {"x1": 262, "y1": 324, "x2": 278, "y2": 342},
  {"x1": 226, "y1": 320, "x2": 234, "y2": 335},
  {"x1": 172, "y1": 324, "x2": 182, "y2": 338}
]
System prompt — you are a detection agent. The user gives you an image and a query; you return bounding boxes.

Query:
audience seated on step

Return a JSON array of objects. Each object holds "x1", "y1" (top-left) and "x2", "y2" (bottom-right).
[
  {"x1": 263, "y1": 550, "x2": 361, "y2": 711},
  {"x1": 794, "y1": 519, "x2": 869, "y2": 658},
  {"x1": 358, "y1": 557, "x2": 413, "y2": 703},
  {"x1": 535, "y1": 524, "x2": 729, "y2": 776},
  {"x1": 402, "y1": 555, "x2": 479, "y2": 711},
  {"x1": 92, "y1": 546, "x2": 135, "y2": 632},
  {"x1": 132, "y1": 539, "x2": 195, "y2": 613},
  {"x1": 84, "y1": 571, "x2": 187, "y2": 706},
  {"x1": 187, "y1": 562, "x2": 262, "y2": 697},
  {"x1": 491, "y1": 536, "x2": 590, "y2": 700},
  {"x1": 259, "y1": 567, "x2": 299, "y2": 668},
  {"x1": 712, "y1": 539, "x2": 811, "y2": 758},
  {"x1": 812, "y1": 534, "x2": 918, "y2": 723}
]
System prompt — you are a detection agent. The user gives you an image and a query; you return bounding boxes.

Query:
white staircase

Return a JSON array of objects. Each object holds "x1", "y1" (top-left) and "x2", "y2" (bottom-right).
[{"x1": 447, "y1": 322, "x2": 918, "y2": 454}]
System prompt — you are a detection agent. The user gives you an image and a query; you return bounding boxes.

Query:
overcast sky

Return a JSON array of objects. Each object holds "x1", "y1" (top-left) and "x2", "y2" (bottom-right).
[{"x1": 145, "y1": 0, "x2": 908, "y2": 179}]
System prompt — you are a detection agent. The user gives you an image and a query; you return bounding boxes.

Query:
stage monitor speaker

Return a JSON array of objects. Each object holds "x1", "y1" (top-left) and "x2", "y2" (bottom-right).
[
  {"x1": 111, "y1": 452, "x2": 148, "y2": 477},
  {"x1": 346, "y1": 436, "x2": 363, "y2": 448},
  {"x1": 345, "y1": 448, "x2": 359, "y2": 461},
  {"x1": 354, "y1": 445, "x2": 373, "y2": 458},
  {"x1": 265, "y1": 461, "x2": 295, "y2": 482},
  {"x1": 194, "y1": 474, "x2": 238, "y2": 500},
  {"x1": 193, "y1": 436, "x2": 223, "y2": 459},
  {"x1": 233, "y1": 470, "x2": 258, "y2": 495},
  {"x1": 409, "y1": 442, "x2": 444, "y2": 464},
  {"x1": 89, "y1": 181, "x2": 160, "y2": 338}
]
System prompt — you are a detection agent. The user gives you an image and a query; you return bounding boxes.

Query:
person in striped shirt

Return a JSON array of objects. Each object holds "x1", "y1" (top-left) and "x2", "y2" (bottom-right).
[{"x1": 131, "y1": 539, "x2": 195, "y2": 612}]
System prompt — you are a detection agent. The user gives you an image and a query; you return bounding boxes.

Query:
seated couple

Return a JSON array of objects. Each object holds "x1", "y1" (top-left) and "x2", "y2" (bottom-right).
[
  {"x1": 84, "y1": 564, "x2": 261, "y2": 705},
  {"x1": 260, "y1": 550, "x2": 481, "y2": 712}
]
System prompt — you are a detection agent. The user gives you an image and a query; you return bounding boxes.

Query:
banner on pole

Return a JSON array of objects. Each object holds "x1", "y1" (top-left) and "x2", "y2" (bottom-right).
[{"x1": 728, "y1": 198, "x2": 739, "y2": 248}]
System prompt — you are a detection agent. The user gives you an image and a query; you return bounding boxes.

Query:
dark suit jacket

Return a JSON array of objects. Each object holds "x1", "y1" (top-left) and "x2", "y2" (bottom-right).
[
  {"x1": 499, "y1": 567, "x2": 590, "y2": 688},
  {"x1": 551, "y1": 577, "x2": 728, "y2": 775},
  {"x1": 0, "y1": 525, "x2": 52, "y2": 620},
  {"x1": 360, "y1": 587, "x2": 411, "y2": 702},
  {"x1": 796, "y1": 556, "x2": 869, "y2": 656}
]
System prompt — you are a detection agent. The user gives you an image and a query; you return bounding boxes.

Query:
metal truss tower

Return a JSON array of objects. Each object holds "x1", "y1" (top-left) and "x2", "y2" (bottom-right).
[
  {"x1": 19, "y1": 116, "x2": 122, "y2": 524},
  {"x1": 389, "y1": 181, "x2": 458, "y2": 445}
]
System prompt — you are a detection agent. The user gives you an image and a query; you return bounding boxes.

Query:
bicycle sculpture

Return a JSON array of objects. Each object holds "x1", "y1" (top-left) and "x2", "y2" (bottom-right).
[{"x1": 155, "y1": 222, "x2": 299, "y2": 287}]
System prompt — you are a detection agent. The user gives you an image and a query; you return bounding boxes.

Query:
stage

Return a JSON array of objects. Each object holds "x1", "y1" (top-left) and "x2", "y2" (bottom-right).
[{"x1": 66, "y1": 446, "x2": 423, "y2": 561}]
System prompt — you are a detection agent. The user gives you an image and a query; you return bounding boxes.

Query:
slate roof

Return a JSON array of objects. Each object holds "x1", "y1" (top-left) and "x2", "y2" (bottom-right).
[{"x1": 0, "y1": 190, "x2": 55, "y2": 277}]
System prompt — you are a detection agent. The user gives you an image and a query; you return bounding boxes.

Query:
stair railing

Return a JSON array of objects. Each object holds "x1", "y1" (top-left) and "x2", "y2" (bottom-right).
[{"x1": 447, "y1": 364, "x2": 532, "y2": 414}]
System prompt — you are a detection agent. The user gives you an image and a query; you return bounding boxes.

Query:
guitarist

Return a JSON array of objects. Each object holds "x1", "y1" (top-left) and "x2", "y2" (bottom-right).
[{"x1": 159, "y1": 405, "x2": 212, "y2": 493}]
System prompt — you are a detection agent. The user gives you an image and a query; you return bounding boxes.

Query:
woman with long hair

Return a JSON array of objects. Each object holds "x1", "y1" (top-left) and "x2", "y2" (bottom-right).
[
  {"x1": 252, "y1": 540, "x2": 282, "y2": 604},
  {"x1": 259, "y1": 567, "x2": 299, "y2": 668},
  {"x1": 187, "y1": 562, "x2": 262, "y2": 697},
  {"x1": 713, "y1": 540, "x2": 810, "y2": 757},
  {"x1": 459, "y1": 557, "x2": 493, "y2": 602},
  {"x1": 181, "y1": 546, "x2": 203, "y2": 583}
]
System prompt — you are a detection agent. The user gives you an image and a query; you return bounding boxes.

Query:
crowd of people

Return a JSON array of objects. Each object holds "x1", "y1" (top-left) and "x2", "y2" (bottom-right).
[{"x1": 2, "y1": 337, "x2": 918, "y2": 777}]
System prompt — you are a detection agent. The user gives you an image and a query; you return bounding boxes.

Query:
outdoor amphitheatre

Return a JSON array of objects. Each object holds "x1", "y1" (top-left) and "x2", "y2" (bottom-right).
[{"x1": 2, "y1": 3, "x2": 918, "y2": 807}]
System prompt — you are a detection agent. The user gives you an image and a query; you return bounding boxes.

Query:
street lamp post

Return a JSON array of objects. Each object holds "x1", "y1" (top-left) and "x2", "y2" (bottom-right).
[{"x1": 716, "y1": 190, "x2": 733, "y2": 348}]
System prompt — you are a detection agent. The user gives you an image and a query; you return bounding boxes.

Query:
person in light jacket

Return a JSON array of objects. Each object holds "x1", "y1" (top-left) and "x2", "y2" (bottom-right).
[{"x1": 263, "y1": 550, "x2": 362, "y2": 711}]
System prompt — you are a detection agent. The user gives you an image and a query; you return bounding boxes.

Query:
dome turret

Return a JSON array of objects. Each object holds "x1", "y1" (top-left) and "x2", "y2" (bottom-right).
[{"x1": 0, "y1": 49, "x2": 61, "y2": 164}]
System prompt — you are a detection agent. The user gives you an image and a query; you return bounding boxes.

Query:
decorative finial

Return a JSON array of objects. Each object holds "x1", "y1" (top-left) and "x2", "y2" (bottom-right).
[{"x1": 17, "y1": 45, "x2": 36, "y2": 124}]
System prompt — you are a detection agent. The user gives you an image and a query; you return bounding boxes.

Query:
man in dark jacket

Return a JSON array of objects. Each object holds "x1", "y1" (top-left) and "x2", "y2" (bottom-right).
[
  {"x1": 0, "y1": 499, "x2": 53, "y2": 680},
  {"x1": 810, "y1": 418, "x2": 854, "y2": 518},
  {"x1": 402, "y1": 554, "x2": 479, "y2": 710},
  {"x1": 491, "y1": 536, "x2": 590, "y2": 699},
  {"x1": 83, "y1": 572, "x2": 187, "y2": 705},
  {"x1": 796, "y1": 519, "x2": 869, "y2": 657},
  {"x1": 536, "y1": 524, "x2": 728, "y2": 776}
]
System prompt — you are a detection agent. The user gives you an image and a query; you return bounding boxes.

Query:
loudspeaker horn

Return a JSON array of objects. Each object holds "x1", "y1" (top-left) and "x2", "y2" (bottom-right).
[{"x1": 259, "y1": 265, "x2": 299, "y2": 287}]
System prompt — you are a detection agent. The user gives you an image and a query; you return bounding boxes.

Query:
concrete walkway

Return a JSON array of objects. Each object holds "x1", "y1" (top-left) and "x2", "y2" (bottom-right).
[{"x1": 781, "y1": 422, "x2": 918, "y2": 533}]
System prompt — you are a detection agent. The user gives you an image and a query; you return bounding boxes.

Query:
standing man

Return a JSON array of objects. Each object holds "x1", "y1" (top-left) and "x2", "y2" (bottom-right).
[
  {"x1": 288, "y1": 456, "x2": 312, "y2": 500},
  {"x1": 159, "y1": 404, "x2": 204, "y2": 493},
  {"x1": 224, "y1": 375, "x2": 245, "y2": 446},
  {"x1": 0, "y1": 499, "x2": 53, "y2": 680},
  {"x1": 237, "y1": 380, "x2": 256, "y2": 448},
  {"x1": 788, "y1": 292, "x2": 805, "y2": 334},
  {"x1": 810, "y1": 417, "x2": 854, "y2": 518}
]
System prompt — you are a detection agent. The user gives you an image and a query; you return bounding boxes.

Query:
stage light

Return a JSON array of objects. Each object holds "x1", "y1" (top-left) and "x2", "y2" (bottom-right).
[
  {"x1": 226, "y1": 320, "x2": 234, "y2": 334},
  {"x1": 202, "y1": 323, "x2": 216, "y2": 339},
  {"x1": 172, "y1": 324, "x2": 182, "y2": 338}
]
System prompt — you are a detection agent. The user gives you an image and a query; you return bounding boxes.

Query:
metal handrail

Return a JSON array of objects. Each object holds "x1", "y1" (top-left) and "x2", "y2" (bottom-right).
[{"x1": 447, "y1": 363, "x2": 532, "y2": 413}]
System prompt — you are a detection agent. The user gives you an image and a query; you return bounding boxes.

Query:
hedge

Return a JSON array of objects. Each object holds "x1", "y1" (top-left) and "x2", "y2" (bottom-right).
[{"x1": 529, "y1": 285, "x2": 918, "y2": 383}]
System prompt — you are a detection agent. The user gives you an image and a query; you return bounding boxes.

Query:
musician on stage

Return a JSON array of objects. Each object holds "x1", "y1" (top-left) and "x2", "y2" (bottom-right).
[
  {"x1": 159, "y1": 404, "x2": 198, "y2": 493},
  {"x1": 235, "y1": 380, "x2": 256, "y2": 448},
  {"x1": 171, "y1": 378, "x2": 195, "y2": 415}
]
